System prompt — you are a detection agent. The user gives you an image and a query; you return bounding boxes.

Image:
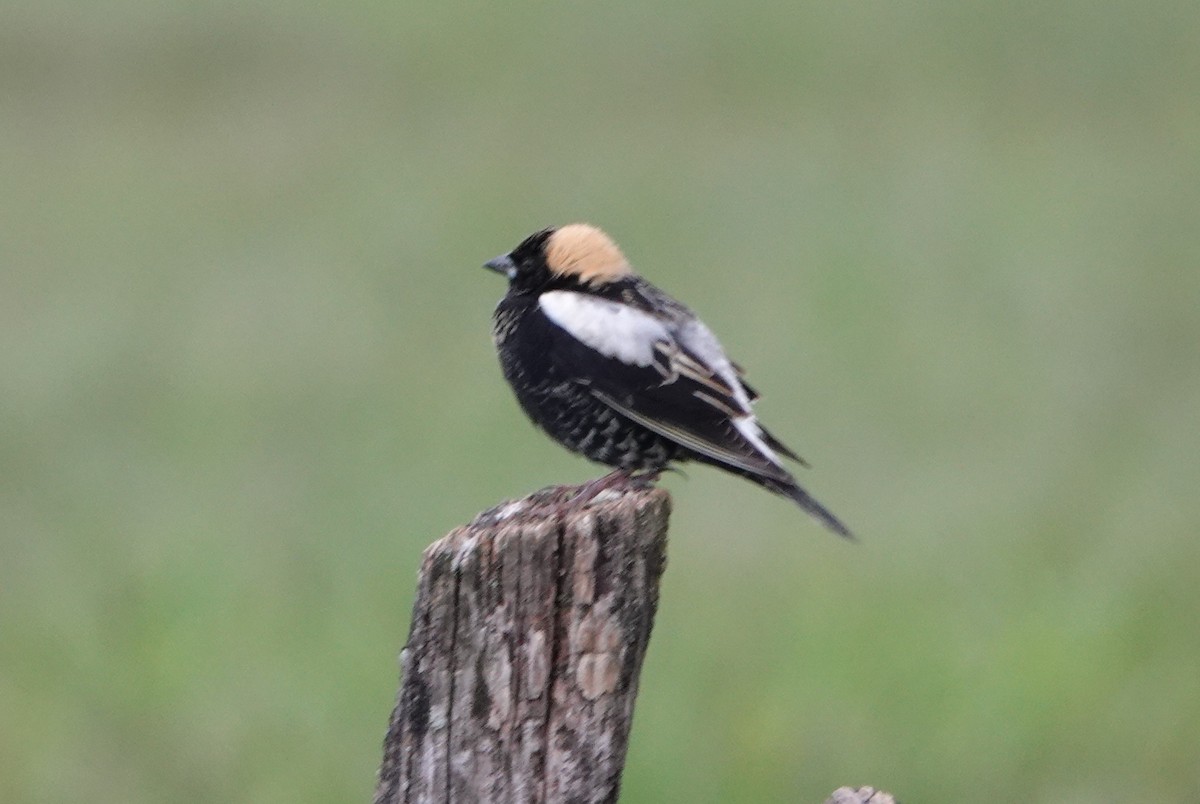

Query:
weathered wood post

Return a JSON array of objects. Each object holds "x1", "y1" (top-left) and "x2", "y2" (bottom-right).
[
  {"x1": 375, "y1": 485, "x2": 671, "y2": 804},
  {"x1": 374, "y1": 485, "x2": 898, "y2": 803}
]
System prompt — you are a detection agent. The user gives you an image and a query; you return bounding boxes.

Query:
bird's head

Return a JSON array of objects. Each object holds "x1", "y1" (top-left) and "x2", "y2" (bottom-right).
[{"x1": 484, "y1": 223, "x2": 632, "y2": 293}]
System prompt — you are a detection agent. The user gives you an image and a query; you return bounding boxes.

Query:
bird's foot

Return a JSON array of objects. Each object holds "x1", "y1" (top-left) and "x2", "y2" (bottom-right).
[
  {"x1": 529, "y1": 468, "x2": 667, "y2": 516},
  {"x1": 564, "y1": 468, "x2": 634, "y2": 509},
  {"x1": 556, "y1": 466, "x2": 667, "y2": 513},
  {"x1": 624, "y1": 467, "x2": 664, "y2": 490}
]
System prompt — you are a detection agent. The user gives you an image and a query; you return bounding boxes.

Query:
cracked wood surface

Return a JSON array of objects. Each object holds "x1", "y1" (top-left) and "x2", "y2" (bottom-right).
[{"x1": 375, "y1": 486, "x2": 671, "y2": 804}]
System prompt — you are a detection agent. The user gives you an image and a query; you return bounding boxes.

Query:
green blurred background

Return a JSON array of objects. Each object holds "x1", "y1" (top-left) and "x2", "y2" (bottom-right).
[{"x1": 3, "y1": 1, "x2": 1198, "y2": 801}]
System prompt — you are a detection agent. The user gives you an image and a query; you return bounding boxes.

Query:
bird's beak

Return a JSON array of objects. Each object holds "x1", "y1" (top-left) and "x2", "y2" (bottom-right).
[{"x1": 483, "y1": 254, "x2": 517, "y2": 280}]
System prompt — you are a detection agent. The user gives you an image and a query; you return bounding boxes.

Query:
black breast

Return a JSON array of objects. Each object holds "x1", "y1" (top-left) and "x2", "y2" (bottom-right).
[{"x1": 492, "y1": 294, "x2": 680, "y2": 471}]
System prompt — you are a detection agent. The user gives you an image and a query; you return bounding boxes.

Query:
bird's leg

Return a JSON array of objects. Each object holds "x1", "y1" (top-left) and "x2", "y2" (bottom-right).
[
  {"x1": 626, "y1": 466, "x2": 666, "y2": 490},
  {"x1": 561, "y1": 465, "x2": 672, "y2": 513},
  {"x1": 531, "y1": 483, "x2": 583, "y2": 507},
  {"x1": 552, "y1": 465, "x2": 648, "y2": 511},
  {"x1": 562, "y1": 467, "x2": 634, "y2": 510},
  {"x1": 536, "y1": 473, "x2": 627, "y2": 509}
]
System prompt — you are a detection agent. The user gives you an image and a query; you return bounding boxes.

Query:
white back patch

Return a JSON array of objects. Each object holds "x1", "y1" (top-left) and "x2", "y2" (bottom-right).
[
  {"x1": 676, "y1": 320, "x2": 753, "y2": 412},
  {"x1": 539, "y1": 291, "x2": 669, "y2": 367}
]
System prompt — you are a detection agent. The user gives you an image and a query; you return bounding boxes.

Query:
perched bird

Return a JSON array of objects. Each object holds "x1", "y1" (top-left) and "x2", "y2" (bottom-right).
[{"x1": 484, "y1": 223, "x2": 851, "y2": 538}]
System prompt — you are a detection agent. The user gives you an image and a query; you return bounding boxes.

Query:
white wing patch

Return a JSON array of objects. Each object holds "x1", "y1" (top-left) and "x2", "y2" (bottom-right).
[
  {"x1": 539, "y1": 291, "x2": 669, "y2": 367},
  {"x1": 541, "y1": 289, "x2": 789, "y2": 473}
]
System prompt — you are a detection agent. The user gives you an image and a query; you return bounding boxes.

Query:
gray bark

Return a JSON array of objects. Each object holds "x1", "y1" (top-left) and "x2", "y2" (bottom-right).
[{"x1": 375, "y1": 486, "x2": 671, "y2": 804}]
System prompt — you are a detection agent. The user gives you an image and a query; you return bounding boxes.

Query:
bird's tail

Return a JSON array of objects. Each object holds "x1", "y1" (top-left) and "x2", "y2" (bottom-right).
[{"x1": 742, "y1": 469, "x2": 855, "y2": 540}]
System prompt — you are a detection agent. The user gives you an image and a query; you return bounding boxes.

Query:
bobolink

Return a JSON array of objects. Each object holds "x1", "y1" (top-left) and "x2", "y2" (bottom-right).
[{"x1": 484, "y1": 223, "x2": 851, "y2": 538}]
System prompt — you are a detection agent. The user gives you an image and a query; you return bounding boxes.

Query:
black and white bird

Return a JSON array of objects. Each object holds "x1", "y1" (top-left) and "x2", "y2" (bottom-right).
[{"x1": 484, "y1": 223, "x2": 851, "y2": 538}]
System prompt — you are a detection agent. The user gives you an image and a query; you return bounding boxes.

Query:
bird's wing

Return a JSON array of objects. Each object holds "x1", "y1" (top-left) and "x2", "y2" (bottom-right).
[
  {"x1": 538, "y1": 290, "x2": 802, "y2": 479},
  {"x1": 731, "y1": 362, "x2": 760, "y2": 401}
]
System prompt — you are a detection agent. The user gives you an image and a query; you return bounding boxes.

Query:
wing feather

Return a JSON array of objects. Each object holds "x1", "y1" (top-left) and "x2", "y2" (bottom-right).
[
  {"x1": 591, "y1": 390, "x2": 789, "y2": 480},
  {"x1": 535, "y1": 289, "x2": 805, "y2": 480}
]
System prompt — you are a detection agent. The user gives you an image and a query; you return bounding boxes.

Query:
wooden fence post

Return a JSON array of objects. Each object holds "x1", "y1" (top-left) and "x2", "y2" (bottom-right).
[
  {"x1": 374, "y1": 485, "x2": 671, "y2": 804},
  {"x1": 373, "y1": 484, "x2": 898, "y2": 803}
]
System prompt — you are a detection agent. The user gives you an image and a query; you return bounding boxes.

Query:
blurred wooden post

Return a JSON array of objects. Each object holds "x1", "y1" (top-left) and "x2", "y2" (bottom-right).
[
  {"x1": 824, "y1": 787, "x2": 898, "y2": 804},
  {"x1": 374, "y1": 486, "x2": 671, "y2": 804}
]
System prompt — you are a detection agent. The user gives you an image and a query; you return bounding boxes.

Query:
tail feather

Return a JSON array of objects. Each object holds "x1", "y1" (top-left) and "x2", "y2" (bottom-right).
[
  {"x1": 758, "y1": 474, "x2": 854, "y2": 539},
  {"x1": 712, "y1": 462, "x2": 853, "y2": 539},
  {"x1": 680, "y1": 448, "x2": 854, "y2": 539}
]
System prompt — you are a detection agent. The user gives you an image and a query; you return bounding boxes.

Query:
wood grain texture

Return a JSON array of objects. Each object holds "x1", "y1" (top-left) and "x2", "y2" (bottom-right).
[{"x1": 375, "y1": 486, "x2": 671, "y2": 804}]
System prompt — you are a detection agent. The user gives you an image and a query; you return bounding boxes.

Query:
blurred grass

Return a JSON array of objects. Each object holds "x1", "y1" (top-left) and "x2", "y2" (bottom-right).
[{"x1": 2, "y1": 1, "x2": 1199, "y2": 801}]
